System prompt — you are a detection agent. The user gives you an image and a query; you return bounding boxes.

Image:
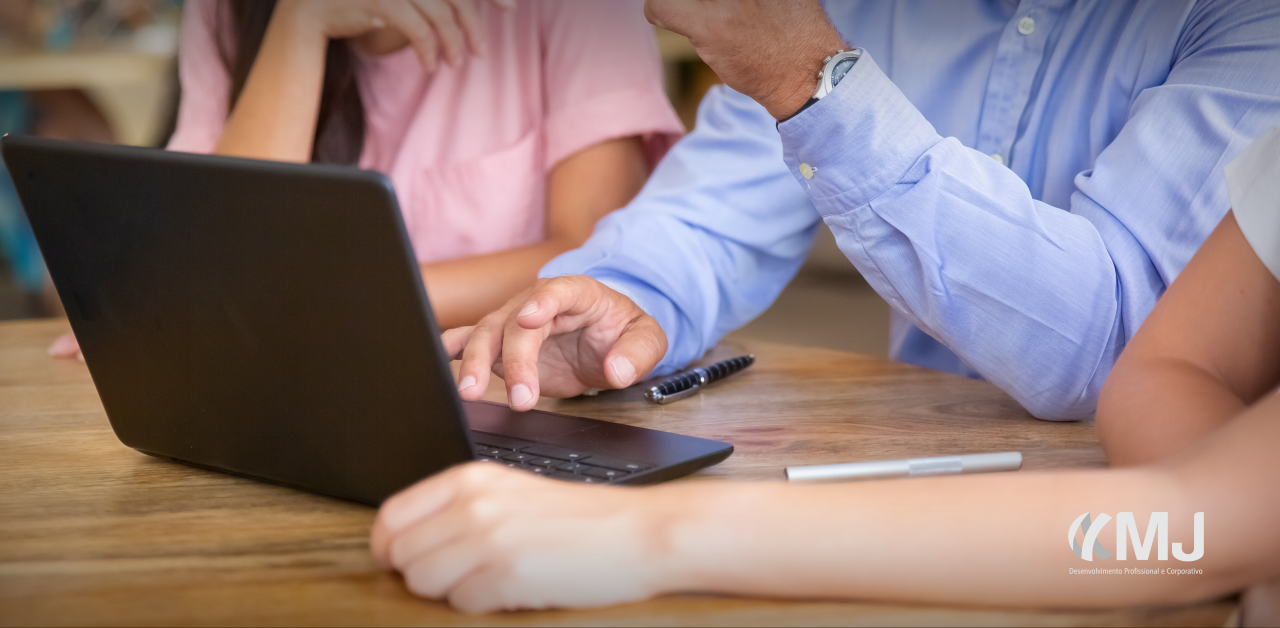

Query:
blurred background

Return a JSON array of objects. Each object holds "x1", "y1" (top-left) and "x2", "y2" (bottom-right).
[{"x1": 0, "y1": 3, "x2": 890, "y2": 357}]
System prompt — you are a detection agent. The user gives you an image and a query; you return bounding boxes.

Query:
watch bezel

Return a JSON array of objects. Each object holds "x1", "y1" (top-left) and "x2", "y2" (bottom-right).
[{"x1": 814, "y1": 49, "x2": 862, "y2": 99}]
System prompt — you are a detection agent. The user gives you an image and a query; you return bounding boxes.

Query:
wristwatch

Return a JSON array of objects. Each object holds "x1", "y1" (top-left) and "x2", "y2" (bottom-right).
[
  {"x1": 813, "y1": 49, "x2": 861, "y2": 99},
  {"x1": 779, "y1": 48, "x2": 861, "y2": 123}
]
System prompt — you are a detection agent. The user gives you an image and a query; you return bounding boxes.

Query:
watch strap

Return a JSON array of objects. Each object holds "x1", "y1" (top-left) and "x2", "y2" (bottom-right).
[{"x1": 777, "y1": 97, "x2": 820, "y2": 126}]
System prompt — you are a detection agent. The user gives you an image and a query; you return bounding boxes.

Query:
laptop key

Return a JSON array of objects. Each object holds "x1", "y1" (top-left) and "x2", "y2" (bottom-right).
[
  {"x1": 521, "y1": 443, "x2": 590, "y2": 462},
  {"x1": 577, "y1": 455, "x2": 650, "y2": 473},
  {"x1": 578, "y1": 466, "x2": 615, "y2": 479},
  {"x1": 548, "y1": 470, "x2": 594, "y2": 483},
  {"x1": 525, "y1": 458, "x2": 559, "y2": 468},
  {"x1": 554, "y1": 461, "x2": 589, "y2": 473},
  {"x1": 501, "y1": 452, "x2": 535, "y2": 463},
  {"x1": 474, "y1": 446, "x2": 503, "y2": 458}
]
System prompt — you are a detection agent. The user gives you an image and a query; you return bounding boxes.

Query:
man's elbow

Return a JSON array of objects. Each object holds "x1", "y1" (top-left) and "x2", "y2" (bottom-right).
[
  {"x1": 1021, "y1": 396, "x2": 1096, "y2": 422},
  {"x1": 1011, "y1": 377, "x2": 1103, "y2": 422}
]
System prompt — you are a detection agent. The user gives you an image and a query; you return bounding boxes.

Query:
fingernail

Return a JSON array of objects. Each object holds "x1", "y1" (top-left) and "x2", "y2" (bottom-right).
[
  {"x1": 458, "y1": 375, "x2": 477, "y2": 393},
  {"x1": 610, "y1": 356, "x2": 636, "y2": 387},
  {"x1": 517, "y1": 302, "x2": 538, "y2": 317},
  {"x1": 510, "y1": 384, "x2": 533, "y2": 407}
]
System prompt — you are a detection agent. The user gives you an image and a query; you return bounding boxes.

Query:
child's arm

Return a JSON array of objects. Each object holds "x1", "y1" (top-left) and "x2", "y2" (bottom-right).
[{"x1": 1096, "y1": 212, "x2": 1280, "y2": 466}]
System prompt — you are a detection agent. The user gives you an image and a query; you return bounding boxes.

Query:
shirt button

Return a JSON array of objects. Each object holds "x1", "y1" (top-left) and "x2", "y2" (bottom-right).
[
  {"x1": 1017, "y1": 16, "x2": 1036, "y2": 35},
  {"x1": 990, "y1": 153, "x2": 1005, "y2": 165},
  {"x1": 799, "y1": 163, "x2": 814, "y2": 179}
]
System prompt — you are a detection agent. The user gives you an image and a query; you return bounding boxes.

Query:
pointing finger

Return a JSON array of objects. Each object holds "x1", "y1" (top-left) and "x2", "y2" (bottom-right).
[{"x1": 441, "y1": 326, "x2": 475, "y2": 360}]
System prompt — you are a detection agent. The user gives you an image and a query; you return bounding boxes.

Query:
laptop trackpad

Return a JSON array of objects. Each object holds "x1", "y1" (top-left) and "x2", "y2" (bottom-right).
[{"x1": 463, "y1": 401, "x2": 599, "y2": 441}]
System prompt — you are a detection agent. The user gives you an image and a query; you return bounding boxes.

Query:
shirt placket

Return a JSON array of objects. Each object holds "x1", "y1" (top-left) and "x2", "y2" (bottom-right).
[{"x1": 974, "y1": 0, "x2": 1062, "y2": 168}]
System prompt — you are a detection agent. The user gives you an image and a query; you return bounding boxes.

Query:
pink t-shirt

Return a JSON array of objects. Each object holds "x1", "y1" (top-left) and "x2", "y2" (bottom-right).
[{"x1": 169, "y1": 0, "x2": 684, "y2": 263}]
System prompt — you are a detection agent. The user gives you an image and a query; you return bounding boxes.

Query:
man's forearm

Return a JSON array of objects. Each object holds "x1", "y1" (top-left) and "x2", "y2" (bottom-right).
[
  {"x1": 776, "y1": 53, "x2": 1124, "y2": 419},
  {"x1": 541, "y1": 87, "x2": 819, "y2": 374}
]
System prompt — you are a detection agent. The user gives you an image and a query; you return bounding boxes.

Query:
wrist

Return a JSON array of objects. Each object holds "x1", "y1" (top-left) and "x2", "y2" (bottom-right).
[
  {"x1": 646, "y1": 483, "x2": 760, "y2": 596},
  {"x1": 759, "y1": 22, "x2": 847, "y2": 120},
  {"x1": 265, "y1": 0, "x2": 330, "y2": 52}
]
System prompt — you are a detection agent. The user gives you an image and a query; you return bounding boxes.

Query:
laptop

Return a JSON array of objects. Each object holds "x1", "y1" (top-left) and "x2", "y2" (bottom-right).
[{"x1": 1, "y1": 136, "x2": 733, "y2": 505}]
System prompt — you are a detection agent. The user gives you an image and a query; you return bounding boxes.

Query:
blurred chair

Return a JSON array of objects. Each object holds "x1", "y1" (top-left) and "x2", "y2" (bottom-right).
[
  {"x1": 0, "y1": 0, "x2": 180, "y2": 319},
  {"x1": 0, "y1": 91, "x2": 46, "y2": 296}
]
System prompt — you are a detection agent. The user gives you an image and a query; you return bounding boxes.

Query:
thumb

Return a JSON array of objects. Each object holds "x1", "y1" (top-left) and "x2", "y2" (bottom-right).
[{"x1": 603, "y1": 314, "x2": 668, "y2": 388}]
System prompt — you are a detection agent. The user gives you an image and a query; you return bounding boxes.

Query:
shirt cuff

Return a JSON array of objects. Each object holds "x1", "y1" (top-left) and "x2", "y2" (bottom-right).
[{"x1": 776, "y1": 51, "x2": 941, "y2": 214}]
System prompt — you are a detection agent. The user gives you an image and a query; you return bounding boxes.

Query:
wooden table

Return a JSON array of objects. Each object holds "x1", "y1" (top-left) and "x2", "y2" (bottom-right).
[{"x1": 0, "y1": 319, "x2": 1234, "y2": 626}]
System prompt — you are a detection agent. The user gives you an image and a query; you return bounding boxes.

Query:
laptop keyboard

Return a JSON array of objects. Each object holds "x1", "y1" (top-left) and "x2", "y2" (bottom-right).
[{"x1": 470, "y1": 431, "x2": 653, "y2": 484}]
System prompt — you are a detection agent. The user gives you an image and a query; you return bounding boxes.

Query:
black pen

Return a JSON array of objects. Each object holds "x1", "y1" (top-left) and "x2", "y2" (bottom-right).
[{"x1": 644, "y1": 355, "x2": 755, "y2": 404}]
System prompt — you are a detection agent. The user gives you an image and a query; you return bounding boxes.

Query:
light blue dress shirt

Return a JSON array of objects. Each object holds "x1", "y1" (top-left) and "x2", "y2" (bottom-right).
[{"x1": 542, "y1": 0, "x2": 1280, "y2": 420}]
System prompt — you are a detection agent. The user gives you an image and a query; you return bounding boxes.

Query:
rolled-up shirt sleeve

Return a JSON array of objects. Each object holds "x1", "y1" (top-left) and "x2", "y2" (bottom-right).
[
  {"x1": 542, "y1": 86, "x2": 819, "y2": 374},
  {"x1": 779, "y1": 31, "x2": 1280, "y2": 419}
]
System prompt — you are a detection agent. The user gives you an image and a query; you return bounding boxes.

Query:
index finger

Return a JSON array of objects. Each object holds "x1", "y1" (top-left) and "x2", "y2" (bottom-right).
[
  {"x1": 441, "y1": 0, "x2": 484, "y2": 56},
  {"x1": 513, "y1": 275, "x2": 611, "y2": 331}
]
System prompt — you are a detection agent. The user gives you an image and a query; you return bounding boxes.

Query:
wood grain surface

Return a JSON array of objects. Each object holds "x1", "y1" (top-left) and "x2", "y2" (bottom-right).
[{"x1": 0, "y1": 319, "x2": 1234, "y2": 626}]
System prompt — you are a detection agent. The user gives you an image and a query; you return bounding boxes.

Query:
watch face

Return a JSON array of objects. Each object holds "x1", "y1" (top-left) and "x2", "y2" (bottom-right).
[{"x1": 831, "y1": 57, "x2": 858, "y2": 88}]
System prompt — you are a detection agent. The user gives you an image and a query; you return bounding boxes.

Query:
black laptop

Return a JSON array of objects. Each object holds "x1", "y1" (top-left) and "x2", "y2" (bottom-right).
[{"x1": 2, "y1": 136, "x2": 732, "y2": 505}]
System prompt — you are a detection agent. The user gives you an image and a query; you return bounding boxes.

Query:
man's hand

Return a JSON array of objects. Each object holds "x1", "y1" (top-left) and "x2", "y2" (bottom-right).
[
  {"x1": 443, "y1": 276, "x2": 668, "y2": 411},
  {"x1": 644, "y1": 0, "x2": 846, "y2": 120},
  {"x1": 370, "y1": 463, "x2": 687, "y2": 613}
]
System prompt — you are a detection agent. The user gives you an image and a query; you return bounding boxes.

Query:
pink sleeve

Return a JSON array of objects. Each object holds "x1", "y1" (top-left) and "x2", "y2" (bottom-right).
[
  {"x1": 166, "y1": 0, "x2": 230, "y2": 154},
  {"x1": 538, "y1": 0, "x2": 685, "y2": 172}
]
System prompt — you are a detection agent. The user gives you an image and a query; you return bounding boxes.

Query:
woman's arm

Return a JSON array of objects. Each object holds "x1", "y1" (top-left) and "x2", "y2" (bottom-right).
[
  {"x1": 369, "y1": 210, "x2": 1280, "y2": 614},
  {"x1": 368, "y1": 387, "x2": 1280, "y2": 615},
  {"x1": 1096, "y1": 213, "x2": 1280, "y2": 466},
  {"x1": 421, "y1": 136, "x2": 648, "y2": 330},
  {"x1": 663, "y1": 392, "x2": 1280, "y2": 609},
  {"x1": 214, "y1": 0, "x2": 487, "y2": 162}
]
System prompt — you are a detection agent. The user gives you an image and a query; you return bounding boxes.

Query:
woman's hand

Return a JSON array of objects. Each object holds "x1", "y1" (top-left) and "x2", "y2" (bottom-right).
[
  {"x1": 442, "y1": 276, "x2": 669, "y2": 411},
  {"x1": 217, "y1": 0, "x2": 512, "y2": 162},
  {"x1": 48, "y1": 332, "x2": 82, "y2": 361},
  {"x1": 370, "y1": 462, "x2": 682, "y2": 614},
  {"x1": 274, "y1": 0, "x2": 513, "y2": 71}
]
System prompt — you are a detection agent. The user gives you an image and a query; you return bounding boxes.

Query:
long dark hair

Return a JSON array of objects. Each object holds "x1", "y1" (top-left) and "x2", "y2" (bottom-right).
[{"x1": 216, "y1": 0, "x2": 366, "y2": 165}]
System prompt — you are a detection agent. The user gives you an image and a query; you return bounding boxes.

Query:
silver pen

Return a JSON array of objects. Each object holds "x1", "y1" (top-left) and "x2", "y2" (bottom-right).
[
  {"x1": 786, "y1": 451, "x2": 1022, "y2": 482},
  {"x1": 644, "y1": 355, "x2": 755, "y2": 404}
]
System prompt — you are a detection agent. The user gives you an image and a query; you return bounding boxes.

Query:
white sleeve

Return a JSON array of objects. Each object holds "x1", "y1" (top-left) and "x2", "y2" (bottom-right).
[{"x1": 1225, "y1": 127, "x2": 1280, "y2": 281}]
